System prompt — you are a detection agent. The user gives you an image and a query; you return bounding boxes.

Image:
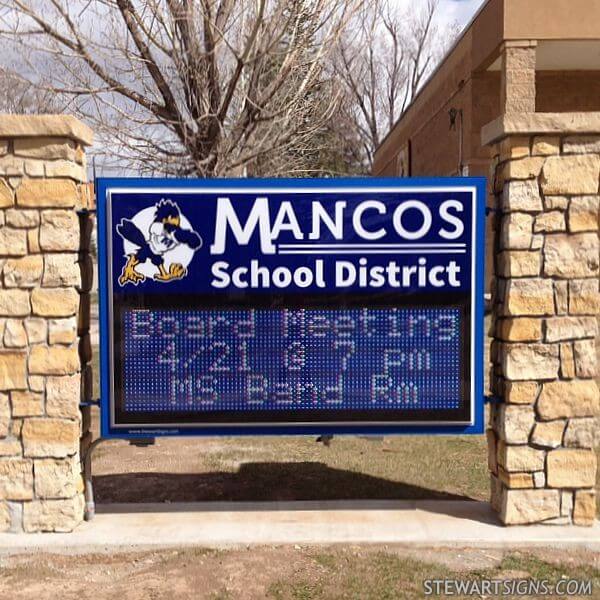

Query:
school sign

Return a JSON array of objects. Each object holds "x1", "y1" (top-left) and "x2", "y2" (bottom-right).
[{"x1": 97, "y1": 178, "x2": 485, "y2": 437}]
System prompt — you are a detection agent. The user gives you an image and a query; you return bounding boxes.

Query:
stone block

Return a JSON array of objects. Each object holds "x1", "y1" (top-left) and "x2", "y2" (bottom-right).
[
  {"x1": 0, "y1": 438, "x2": 22, "y2": 456},
  {"x1": 533, "y1": 212, "x2": 565, "y2": 233},
  {"x1": 13, "y1": 137, "x2": 77, "y2": 160},
  {"x1": 9, "y1": 418, "x2": 22, "y2": 438},
  {"x1": 500, "y1": 213, "x2": 533, "y2": 249},
  {"x1": 502, "y1": 157, "x2": 545, "y2": 182},
  {"x1": 0, "y1": 459, "x2": 33, "y2": 500},
  {"x1": 532, "y1": 137, "x2": 560, "y2": 156},
  {"x1": 24, "y1": 159, "x2": 45, "y2": 177},
  {"x1": 503, "y1": 279, "x2": 554, "y2": 316},
  {"x1": 563, "y1": 135, "x2": 600, "y2": 154},
  {"x1": 505, "y1": 381, "x2": 539, "y2": 404},
  {"x1": 27, "y1": 228, "x2": 40, "y2": 253},
  {"x1": 5, "y1": 209, "x2": 39, "y2": 228},
  {"x1": 545, "y1": 316, "x2": 597, "y2": 342},
  {"x1": 0, "y1": 289, "x2": 30, "y2": 317},
  {"x1": 3, "y1": 255, "x2": 43, "y2": 288},
  {"x1": 0, "y1": 393, "x2": 8, "y2": 437},
  {"x1": 29, "y1": 375, "x2": 44, "y2": 392},
  {"x1": 547, "y1": 449, "x2": 596, "y2": 488},
  {"x1": 45, "y1": 160, "x2": 86, "y2": 182},
  {"x1": 46, "y1": 374, "x2": 80, "y2": 419},
  {"x1": 0, "y1": 351, "x2": 27, "y2": 390},
  {"x1": 559, "y1": 343, "x2": 575, "y2": 379},
  {"x1": 28, "y1": 345, "x2": 79, "y2": 376},
  {"x1": 39, "y1": 210, "x2": 79, "y2": 251},
  {"x1": 531, "y1": 234, "x2": 543, "y2": 249},
  {"x1": 24, "y1": 318, "x2": 47, "y2": 345},
  {"x1": 497, "y1": 404, "x2": 535, "y2": 443},
  {"x1": 31, "y1": 288, "x2": 79, "y2": 318},
  {"x1": 48, "y1": 317, "x2": 78, "y2": 345},
  {"x1": 497, "y1": 318, "x2": 541, "y2": 342},
  {"x1": 553, "y1": 281, "x2": 568, "y2": 315},
  {"x1": 499, "y1": 136, "x2": 530, "y2": 161},
  {"x1": 541, "y1": 154, "x2": 600, "y2": 195},
  {"x1": 0, "y1": 156, "x2": 24, "y2": 176},
  {"x1": 504, "y1": 83, "x2": 536, "y2": 103},
  {"x1": 498, "y1": 467, "x2": 534, "y2": 489},
  {"x1": 0, "y1": 227, "x2": 27, "y2": 256},
  {"x1": 568, "y1": 196, "x2": 599, "y2": 232},
  {"x1": 497, "y1": 251, "x2": 540, "y2": 277},
  {"x1": 22, "y1": 495, "x2": 84, "y2": 532},
  {"x1": 501, "y1": 489, "x2": 560, "y2": 525},
  {"x1": 573, "y1": 339, "x2": 596, "y2": 378},
  {"x1": 573, "y1": 490, "x2": 596, "y2": 526},
  {"x1": 533, "y1": 471, "x2": 545, "y2": 487},
  {"x1": 531, "y1": 420, "x2": 565, "y2": 448},
  {"x1": 34, "y1": 456, "x2": 82, "y2": 499},
  {"x1": 544, "y1": 233, "x2": 599, "y2": 278},
  {"x1": 537, "y1": 380, "x2": 599, "y2": 420},
  {"x1": 0, "y1": 179, "x2": 13, "y2": 207},
  {"x1": 563, "y1": 418, "x2": 599, "y2": 449},
  {"x1": 561, "y1": 490, "x2": 573, "y2": 517},
  {"x1": 503, "y1": 343, "x2": 559, "y2": 381},
  {"x1": 42, "y1": 253, "x2": 80, "y2": 287},
  {"x1": 16, "y1": 178, "x2": 78, "y2": 208},
  {"x1": 544, "y1": 195, "x2": 569, "y2": 211},
  {"x1": 3, "y1": 319, "x2": 27, "y2": 348},
  {"x1": 22, "y1": 418, "x2": 79, "y2": 458},
  {"x1": 11, "y1": 391, "x2": 43, "y2": 417},
  {"x1": 569, "y1": 279, "x2": 600, "y2": 315},
  {"x1": 498, "y1": 441, "x2": 545, "y2": 472},
  {"x1": 502, "y1": 179, "x2": 542, "y2": 212}
]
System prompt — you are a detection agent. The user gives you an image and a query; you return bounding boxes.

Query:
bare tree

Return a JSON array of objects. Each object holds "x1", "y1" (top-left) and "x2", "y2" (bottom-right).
[
  {"x1": 0, "y1": 0, "x2": 361, "y2": 177},
  {"x1": 335, "y1": 0, "x2": 456, "y2": 169},
  {"x1": 0, "y1": 68, "x2": 61, "y2": 114}
]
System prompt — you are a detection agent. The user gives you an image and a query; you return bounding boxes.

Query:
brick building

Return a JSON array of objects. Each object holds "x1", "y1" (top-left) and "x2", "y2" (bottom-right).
[{"x1": 374, "y1": 0, "x2": 599, "y2": 525}]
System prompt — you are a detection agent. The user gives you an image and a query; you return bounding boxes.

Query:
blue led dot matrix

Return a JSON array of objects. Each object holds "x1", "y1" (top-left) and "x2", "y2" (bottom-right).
[{"x1": 122, "y1": 307, "x2": 462, "y2": 413}]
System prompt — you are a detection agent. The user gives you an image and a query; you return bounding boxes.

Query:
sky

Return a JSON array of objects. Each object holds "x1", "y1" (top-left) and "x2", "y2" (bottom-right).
[
  {"x1": 395, "y1": 0, "x2": 487, "y2": 33},
  {"x1": 435, "y1": 0, "x2": 487, "y2": 30}
]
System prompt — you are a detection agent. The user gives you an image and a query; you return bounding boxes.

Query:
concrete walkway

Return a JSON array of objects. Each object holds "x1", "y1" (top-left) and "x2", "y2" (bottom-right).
[{"x1": 0, "y1": 500, "x2": 598, "y2": 554}]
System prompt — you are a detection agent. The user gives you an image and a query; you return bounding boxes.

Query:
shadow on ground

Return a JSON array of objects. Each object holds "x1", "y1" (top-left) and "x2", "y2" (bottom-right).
[{"x1": 94, "y1": 461, "x2": 474, "y2": 504}]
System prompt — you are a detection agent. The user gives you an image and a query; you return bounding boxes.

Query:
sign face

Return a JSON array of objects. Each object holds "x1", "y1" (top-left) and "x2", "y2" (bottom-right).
[{"x1": 97, "y1": 178, "x2": 485, "y2": 437}]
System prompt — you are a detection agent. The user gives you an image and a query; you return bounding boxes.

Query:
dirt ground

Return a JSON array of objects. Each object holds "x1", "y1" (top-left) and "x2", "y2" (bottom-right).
[
  {"x1": 90, "y1": 411, "x2": 491, "y2": 504},
  {"x1": 1, "y1": 546, "x2": 599, "y2": 600}
]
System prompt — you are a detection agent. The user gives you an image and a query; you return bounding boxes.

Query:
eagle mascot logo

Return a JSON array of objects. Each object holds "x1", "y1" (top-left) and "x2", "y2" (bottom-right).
[{"x1": 117, "y1": 199, "x2": 202, "y2": 286}]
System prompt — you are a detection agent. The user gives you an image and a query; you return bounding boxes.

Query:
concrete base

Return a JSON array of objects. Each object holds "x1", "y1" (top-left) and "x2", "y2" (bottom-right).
[{"x1": 0, "y1": 501, "x2": 598, "y2": 554}]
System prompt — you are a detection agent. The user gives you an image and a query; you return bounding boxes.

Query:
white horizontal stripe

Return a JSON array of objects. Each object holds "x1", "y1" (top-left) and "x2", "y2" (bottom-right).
[{"x1": 278, "y1": 243, "x2": 467, "y2": 249}]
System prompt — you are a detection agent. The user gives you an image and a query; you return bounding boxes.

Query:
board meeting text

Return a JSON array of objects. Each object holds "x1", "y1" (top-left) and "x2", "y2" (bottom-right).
[{"x1": 125, "y1": 308, "x2": 461, "y2": 408}]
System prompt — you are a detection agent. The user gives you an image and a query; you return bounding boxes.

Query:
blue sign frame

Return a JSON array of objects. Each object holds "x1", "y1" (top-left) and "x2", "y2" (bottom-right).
[{"x1": 97, "y1": 177, "x2": 486, "y2": 438}]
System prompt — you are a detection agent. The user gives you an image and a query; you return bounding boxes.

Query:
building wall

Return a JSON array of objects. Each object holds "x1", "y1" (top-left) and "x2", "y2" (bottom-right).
[
  {"x1": 374, "y1": 71, "x2": 600, "y2": 179},
  {"x1": 537, "y1": 72, "x2": 600, "y2": 112}
]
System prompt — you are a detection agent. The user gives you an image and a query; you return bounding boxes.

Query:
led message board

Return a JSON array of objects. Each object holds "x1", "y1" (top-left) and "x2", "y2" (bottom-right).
[{"x1": 97, "y1": 178, "x2": 485, "y2": 437}]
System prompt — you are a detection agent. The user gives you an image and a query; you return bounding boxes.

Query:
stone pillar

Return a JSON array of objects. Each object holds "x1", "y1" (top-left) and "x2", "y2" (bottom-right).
[
  {"x1": 500, "y1": 41, "x2": 537, "y2": 114},
  {"x1": 0, "y1": 115, "x2": 93, "y2": 532},
  {"x1": 483, "y1": 113, "x2": 600, "y2": 526}
]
